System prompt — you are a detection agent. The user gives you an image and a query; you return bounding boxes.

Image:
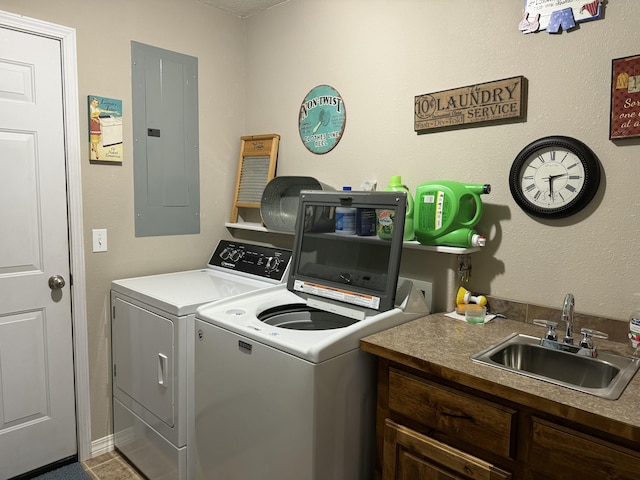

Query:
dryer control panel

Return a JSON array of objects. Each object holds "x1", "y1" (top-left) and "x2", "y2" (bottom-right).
[{"x1": 208, "y1": 240, "x2": 292, "y2": 282}]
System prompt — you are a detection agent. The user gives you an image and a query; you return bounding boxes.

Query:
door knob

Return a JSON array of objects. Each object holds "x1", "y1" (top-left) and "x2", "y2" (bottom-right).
[{"x1": 48, "y1": 275, "x2": 66, "y2": 290}]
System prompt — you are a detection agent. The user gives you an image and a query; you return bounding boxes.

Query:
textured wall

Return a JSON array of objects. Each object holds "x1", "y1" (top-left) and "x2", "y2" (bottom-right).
[{"x1": 243, "y1": 0, "x2": 640, "y2": 320}]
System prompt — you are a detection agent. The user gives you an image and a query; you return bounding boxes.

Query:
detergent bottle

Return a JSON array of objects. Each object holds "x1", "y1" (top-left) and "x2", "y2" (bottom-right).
[
  {"x1": 377, "y1": 176, "x2": 415, "y2": 241},
  {"x1": 629, "y1": 294, "x2": 640, "y2": 349},
  {"x1": 335, "y1": 186, "x2": 357, "y2": 235},
  {"x1": 414, "y1": 181, "x2": 490, "y2": 248}
]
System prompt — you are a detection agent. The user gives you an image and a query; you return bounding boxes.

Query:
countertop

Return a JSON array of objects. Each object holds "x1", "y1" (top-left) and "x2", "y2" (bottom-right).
[{"x1": 360, "y1": 313, "x2": 640, "y2": 443}]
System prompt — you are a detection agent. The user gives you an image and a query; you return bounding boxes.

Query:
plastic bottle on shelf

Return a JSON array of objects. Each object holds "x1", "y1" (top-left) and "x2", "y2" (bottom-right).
[
  {"x1": 629, "y1": 295, "x2": 640, "y2": 349},
  {"x1": 356, "y1": 208, "x2": 376, "y2": 236},
  {"x1": 414, "y1": 180, "x2": 490, "y2": 248},
  {"x1": 378, "y1": 176, "x2": 414, "y2": 241},
  {"x1": 335, "y1": 186, "x2": 356, "y2": 235}
]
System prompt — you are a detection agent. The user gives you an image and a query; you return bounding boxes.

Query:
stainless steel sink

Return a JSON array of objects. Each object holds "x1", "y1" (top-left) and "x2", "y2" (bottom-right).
[{"x1": 471, "y1": 333, "x2": 640, "y2": 400}]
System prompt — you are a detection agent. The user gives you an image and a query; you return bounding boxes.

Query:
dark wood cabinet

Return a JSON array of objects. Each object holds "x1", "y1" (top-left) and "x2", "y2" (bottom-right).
[
  {"x1": 383, "y1": 418, "x2": 512, "y2": 480},
  {"x1": 529, "y1": 417, "x2": 639, "y2": 480},
  {"x1": 388, "y1": 368, "x2": 516, "y2": 460},
  {"x1": 372, "y1": 358, "x2": 640, "y2": 480}
]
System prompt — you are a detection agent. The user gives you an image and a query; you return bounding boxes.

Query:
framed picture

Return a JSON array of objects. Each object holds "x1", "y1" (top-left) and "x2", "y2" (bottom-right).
[
  {"x1": 88, "y1": 95, "x2": 123, "y2": 162},
  {"x1": 610, "y1": 55, "x2": 640, "y2": 140}
]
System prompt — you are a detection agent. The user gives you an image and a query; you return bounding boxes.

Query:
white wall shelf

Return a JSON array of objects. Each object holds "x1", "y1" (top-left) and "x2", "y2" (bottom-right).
[
  {"x1": 225, "y1": 222, "x2": 480, "y2": 254},
  {"x1": 225, "y1": 221, "x2": 268, "y2": 232}
]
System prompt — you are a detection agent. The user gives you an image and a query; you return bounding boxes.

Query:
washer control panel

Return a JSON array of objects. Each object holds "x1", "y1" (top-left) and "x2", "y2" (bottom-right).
[{"x1": 208, "y1": 240, "x2": 292, "y2": 281}]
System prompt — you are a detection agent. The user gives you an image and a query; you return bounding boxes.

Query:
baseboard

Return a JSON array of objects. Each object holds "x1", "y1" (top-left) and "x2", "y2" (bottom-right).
[{"x1": 91, "y1": 434, "x2": 115, "y2": 458}]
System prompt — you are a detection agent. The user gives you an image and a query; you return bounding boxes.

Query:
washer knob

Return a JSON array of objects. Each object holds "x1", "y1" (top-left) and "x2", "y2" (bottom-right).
[{"x1": 265, "y1": 256, "x2": 280, "y2": 272}]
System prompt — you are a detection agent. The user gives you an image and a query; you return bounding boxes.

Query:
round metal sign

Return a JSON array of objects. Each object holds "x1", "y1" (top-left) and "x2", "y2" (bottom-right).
[{"x1": 298, "y1": 85, "x2": 346, "y2": 154}]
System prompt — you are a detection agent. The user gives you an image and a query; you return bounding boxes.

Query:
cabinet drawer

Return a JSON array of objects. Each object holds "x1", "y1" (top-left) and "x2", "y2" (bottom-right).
[
  {"x1": 388, "y1": 368, "x2": 516, "y2": 459},
  {"x1": 383, "y1": 419, "x2": 512, "y2": 480},
  {"x1": 530, "y1": 417, "x2": 640, "y2": 479}
]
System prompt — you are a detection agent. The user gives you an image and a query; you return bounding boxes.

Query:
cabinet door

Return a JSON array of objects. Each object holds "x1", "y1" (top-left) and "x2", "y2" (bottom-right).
[
  {"x1": 383, "y1": 419, "x2": 512, "y2": 480},
  {"x1": 529, "y1": 417, "x2": 640, "y2": 480}
]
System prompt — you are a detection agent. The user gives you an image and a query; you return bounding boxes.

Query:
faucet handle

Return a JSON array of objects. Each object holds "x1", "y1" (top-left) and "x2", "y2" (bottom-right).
[
  {"x1": 579, "y1": 328, "x2": 608, "y2": 349},
  {"x1": 533, "y1": 319, "x2": 558, "y2": 341}
]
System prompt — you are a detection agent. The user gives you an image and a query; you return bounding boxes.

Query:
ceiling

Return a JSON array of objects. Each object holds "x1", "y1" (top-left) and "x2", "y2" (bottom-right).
[{"x1": 201, "y1": 0, "x2": 288, "y2": 17}]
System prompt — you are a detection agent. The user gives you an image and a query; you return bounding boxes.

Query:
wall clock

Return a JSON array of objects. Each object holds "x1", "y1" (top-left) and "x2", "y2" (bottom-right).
[{"x1": 509, "y1": 136, "x2": 601, "y2": 218}]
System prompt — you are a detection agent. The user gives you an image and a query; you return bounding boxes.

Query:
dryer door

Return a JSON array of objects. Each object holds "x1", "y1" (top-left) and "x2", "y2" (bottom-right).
[{"x1": 113, "y1": 297, "x2": 175, "y2": 426}]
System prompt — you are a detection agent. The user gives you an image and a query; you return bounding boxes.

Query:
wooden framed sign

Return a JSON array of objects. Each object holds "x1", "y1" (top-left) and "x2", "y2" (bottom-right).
[
  {"x1": 414, "y1": 76, "x2": 526, "y2": 134},
  {"x1": 610, "y1": 55, "x2": 640, "y2": 140}
]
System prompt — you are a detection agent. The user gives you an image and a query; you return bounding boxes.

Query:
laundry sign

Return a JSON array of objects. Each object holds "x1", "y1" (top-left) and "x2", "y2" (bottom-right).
[{"x1": 414, "y1": 76, "x2": 527, "y2": 133}]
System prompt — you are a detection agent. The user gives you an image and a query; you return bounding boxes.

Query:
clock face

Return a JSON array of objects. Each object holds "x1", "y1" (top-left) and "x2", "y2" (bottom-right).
[{"x1": 509, "y1": 136, "x2": 600, "y2": 218}]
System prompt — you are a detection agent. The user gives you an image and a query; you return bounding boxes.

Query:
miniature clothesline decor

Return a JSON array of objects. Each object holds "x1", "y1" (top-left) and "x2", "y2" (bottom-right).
[{"x1": 518, "y1": 0, "x2": 603, "y2": 34}]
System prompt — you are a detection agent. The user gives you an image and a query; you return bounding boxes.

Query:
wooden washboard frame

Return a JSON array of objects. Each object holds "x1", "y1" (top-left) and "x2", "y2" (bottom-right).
[{"x1": 230, "y1": 133, "x2": 280, "y2": 223}]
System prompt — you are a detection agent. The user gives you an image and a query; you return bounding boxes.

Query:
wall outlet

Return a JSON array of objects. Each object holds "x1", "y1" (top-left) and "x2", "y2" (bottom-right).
[
  {"x1": 92, "y1": 228, "x2": 107, "y2": 252},
  {"x1": 408, "y1": 278, "x2": 433, "y2": 313}
]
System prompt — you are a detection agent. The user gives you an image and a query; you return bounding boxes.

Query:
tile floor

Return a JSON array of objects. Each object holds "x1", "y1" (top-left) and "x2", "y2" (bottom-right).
[{"x1": 81, "y1": 451, "x2": 143, "y2": 480}]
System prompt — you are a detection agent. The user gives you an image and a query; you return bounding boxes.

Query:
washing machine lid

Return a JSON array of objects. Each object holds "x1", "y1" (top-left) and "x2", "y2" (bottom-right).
[
  {"x1": 111, "y1": 240, "x2": 292, "y2": 316},
  {"x1": 287, "y1": 191, "x2": 406, "y2": 315}
]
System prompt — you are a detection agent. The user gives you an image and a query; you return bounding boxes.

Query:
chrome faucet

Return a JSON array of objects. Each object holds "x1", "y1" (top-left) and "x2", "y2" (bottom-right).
[
  {"x1": 562, "y1": 293, "x2": 575, "y2": 345},
  {"x1": 534, "y1": 294, "x2": 608, "y2": 357}
]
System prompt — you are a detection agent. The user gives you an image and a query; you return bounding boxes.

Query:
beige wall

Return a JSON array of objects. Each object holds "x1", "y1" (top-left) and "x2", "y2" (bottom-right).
[
  {"x1": 2, "y1": 0, "x2": 640, "y2": 447},
  {"x1": 244, "y1": 0, "x2": 640, "y2": 318}
]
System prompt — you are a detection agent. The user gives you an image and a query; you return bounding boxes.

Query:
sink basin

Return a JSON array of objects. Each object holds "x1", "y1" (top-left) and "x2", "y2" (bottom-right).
[{"x1": 471, "y1": 333, "x2": 640, "y2": 400}]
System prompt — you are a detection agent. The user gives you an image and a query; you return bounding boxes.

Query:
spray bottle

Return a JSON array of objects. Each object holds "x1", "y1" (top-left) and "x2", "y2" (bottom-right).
[
  {"x1": 629, "y1": 294, "x2": 640, "y2": 349},
  {"x1": 414, "y1": 180, "x2": 490, "y2": 248}
]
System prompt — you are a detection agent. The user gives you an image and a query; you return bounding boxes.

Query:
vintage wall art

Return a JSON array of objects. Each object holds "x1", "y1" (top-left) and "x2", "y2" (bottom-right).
[
  {"x1": 88, "y1": 95, "x2": 123, "y2": 163},
  {"x1": 414, "y1": 76, "x2": 527, "y2": 134},
  {"x1": 610, "y1": 55, "x2": 640, "y2": 140},
  {"x1": 298, "y1": 85, "x2": 346, "y2": 155},
  {"x1": 518, "y1": 0, "x2": 603, "y2": 34}
]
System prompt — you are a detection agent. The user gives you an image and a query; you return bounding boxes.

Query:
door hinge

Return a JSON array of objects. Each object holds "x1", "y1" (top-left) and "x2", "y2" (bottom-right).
[
  {"x1": 112, "y1": 305, "x2": 115, "y2": 319},
  {"x1": 113, "y1": 364, "x2": 116, "y2": 377}
]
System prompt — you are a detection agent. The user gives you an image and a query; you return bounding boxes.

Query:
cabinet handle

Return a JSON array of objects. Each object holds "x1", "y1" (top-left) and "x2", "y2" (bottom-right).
[
  {"x1": 440, "y1": 411, "x2": 473, "y2": 421},
  {"x1": 158, "y1": 353, "x2": 168, "y2": 387}
]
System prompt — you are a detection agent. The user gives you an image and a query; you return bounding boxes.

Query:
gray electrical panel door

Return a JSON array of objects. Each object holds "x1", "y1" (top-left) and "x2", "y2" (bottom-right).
[{"x1": 132, "y1": 41, "x2": 199, "y2": 237}]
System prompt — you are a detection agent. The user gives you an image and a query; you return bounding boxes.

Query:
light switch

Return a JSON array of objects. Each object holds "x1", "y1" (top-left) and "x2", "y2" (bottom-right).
[{"x1": 92, "y1": 228, "x2": 107, "y2": 252}]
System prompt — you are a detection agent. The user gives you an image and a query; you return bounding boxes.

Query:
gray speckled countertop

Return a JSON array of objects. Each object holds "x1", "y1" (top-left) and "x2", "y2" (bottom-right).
[{"x1": 360, "y1": 313, "x2": 640, "y2": 442}]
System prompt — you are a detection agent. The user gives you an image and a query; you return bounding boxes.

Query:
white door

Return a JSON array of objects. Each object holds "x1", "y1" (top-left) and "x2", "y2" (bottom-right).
[{"x1": 0, "y1": 26, "x2": 77, "y2": 478}]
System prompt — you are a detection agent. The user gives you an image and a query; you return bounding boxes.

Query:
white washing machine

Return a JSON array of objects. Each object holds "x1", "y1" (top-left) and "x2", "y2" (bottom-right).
[
  {"x1": 194, "y1": 191, "x2": 430, "y2": 480},
  {"x1": 111, "y1": 240, "x2": 291, "y2": 480}
]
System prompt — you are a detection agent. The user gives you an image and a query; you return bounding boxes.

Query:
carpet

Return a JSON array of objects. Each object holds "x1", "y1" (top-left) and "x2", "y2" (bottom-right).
[{"x1": 32, "y1": 462, "x2": 91, "y2": 480}]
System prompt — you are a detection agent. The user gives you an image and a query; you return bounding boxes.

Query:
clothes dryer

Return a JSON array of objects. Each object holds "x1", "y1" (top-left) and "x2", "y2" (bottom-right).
[{"x1": 111, "y1": 240, "x2": 291, "y2": 480}]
